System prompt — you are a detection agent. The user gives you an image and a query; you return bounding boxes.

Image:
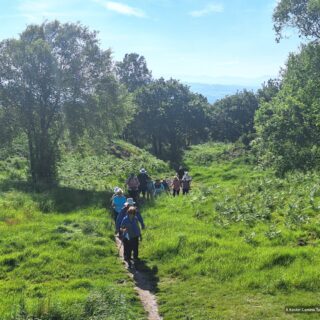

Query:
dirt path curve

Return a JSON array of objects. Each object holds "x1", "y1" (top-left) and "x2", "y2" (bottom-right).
[{"x1": 115, "y1": 237, "x2": 162, "y2": 320}]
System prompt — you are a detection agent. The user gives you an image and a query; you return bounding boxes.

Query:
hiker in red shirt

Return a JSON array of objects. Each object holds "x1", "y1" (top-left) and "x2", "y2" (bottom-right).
[
  {"x1": 172, "y1": 175, "x2": 181, "y2": 197},
  {"x1": 126, "y1": 173, "x2": 140, "y2": 203}
]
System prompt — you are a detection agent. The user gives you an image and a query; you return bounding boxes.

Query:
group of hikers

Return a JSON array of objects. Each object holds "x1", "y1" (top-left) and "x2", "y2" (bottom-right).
[
  {"x1": 111, "y1": 166, "x2": 192, "y2": 268},
  {"x1": 125, "y1": 167, "x2": 192, "y2": 203}
]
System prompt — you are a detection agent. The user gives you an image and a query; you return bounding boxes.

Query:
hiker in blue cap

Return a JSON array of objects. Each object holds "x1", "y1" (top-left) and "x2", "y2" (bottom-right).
[
  {"x1": 120, "y1": 206, "x2": 144, "y2": 268},
  {"x1": 116, "y1": 198, "x2": 145, "y2": 236}
]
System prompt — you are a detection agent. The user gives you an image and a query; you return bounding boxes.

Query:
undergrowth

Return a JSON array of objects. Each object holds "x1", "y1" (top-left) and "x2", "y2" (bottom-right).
[{"x1": 138, "y1": 143, "x2": 320, "y2": 319}]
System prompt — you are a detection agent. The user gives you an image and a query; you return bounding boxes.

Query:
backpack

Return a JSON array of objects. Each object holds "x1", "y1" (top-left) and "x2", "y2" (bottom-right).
[{"x1": 127, "y1": 177, "x2": 139, "y2": 190}]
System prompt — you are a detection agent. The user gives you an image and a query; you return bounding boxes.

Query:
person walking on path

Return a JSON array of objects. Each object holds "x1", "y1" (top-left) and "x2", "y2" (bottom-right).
[
  {"x1": 177, "y1": 166, "x2": 186, "y2": 181},
  {"x1": 172, "y1": 176, "x2": 181, "y2": 197},
  {"x1": 111, "y1": 188, "x2": 126, "y2": 223},
  {"x1": 162, "y1": 178, "x2": 170, "y2": 194},
  {"x1": 120, "y1": 206, "x2": 144, "y2": 268},
  {"x1": 126, "y1": 173, "x2": 140, "y2": 203},
  {"x1": 116, "y1": 198, "x2": 145, "y2": 236},
  {"x1": 146, "y1": 177, "x2": 155, "y2": 201},
  {"x1": 154, "y1": 179, "x2": 164, "y2": 197},
  {"x1": 137, "y1": 168, "x2": 149, "y2": 199},
  {"x1": 181, "y1": 171, "x2": 192, "y2": 195}
]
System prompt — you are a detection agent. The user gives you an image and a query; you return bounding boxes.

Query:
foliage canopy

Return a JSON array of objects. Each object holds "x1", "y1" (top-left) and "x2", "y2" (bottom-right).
[
  {"x1": 273, "y1": 0, "x2": 320, "y2": 41},
  {"x1": 0, "y1": 21, "x2": 132, "y2": 185},
  {"x1": 254, "y1": 42, "x2": 320, "y2": 174}
]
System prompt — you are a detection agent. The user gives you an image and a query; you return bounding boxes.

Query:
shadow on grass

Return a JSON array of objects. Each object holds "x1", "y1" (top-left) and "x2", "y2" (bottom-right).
[{"x1": 0, "y1": 178, "x2": 111, "y2": 213}]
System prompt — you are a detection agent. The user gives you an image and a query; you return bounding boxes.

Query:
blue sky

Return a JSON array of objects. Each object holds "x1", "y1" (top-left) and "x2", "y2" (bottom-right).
[{"x1": 0, "y1": 0, "x2": 302, "y2": 85}]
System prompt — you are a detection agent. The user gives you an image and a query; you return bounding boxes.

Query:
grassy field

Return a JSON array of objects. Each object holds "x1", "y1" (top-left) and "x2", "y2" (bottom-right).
[
  {"x1": 2, "y1": 141, "x2": 320, "y2": 319},
  {"x1": 0, "y1": 141, "x2": 169, "y2": 320},
  {"x1": 138, "y1": 143, "x2": 320, "y2": 319}
]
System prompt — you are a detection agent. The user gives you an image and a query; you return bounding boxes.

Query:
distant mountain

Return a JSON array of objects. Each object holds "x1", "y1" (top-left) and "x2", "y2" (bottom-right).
[{"x1": 186, "y1": 82, "x2": 260, "y2": 103}]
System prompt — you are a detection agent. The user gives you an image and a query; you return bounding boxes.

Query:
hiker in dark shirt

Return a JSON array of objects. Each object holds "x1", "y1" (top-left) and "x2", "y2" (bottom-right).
[
  {"x1": 181, "y1": 171, "x2": 192, "y2": 195},
  {"x1": 137, "y1": 168, "x2": 149, "y2": 199},
  {"x1": 177, "y1": 166, "x2": 186, "y2": 181}
]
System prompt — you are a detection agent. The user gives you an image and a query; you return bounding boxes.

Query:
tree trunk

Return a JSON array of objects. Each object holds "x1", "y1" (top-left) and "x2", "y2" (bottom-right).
[{"x1": 27, "y1": 128, "x2": 56, "y2": 186}]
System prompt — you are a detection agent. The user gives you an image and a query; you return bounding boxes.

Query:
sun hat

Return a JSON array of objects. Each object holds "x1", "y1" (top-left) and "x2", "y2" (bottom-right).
[
  {"x1": 140, "y1": 168, "x2": 147, "y2": 174},
  {"x1": 113, "y1": 186, "x2": 120, "y2": 193},
  {"x1": 124, "y1": 198, "x2": 135, "y2": 206},
  {"x1": 183, "y1": 172, "x2": 192, "y2": 180}
]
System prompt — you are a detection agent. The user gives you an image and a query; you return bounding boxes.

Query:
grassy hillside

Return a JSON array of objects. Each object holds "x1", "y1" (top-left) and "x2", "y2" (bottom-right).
[
  {"x1": 2, "y1": 141, "x2": 320, "y2": 319},
  {"x1": 139, "y1": 143, "x2": 320, "y2": 319},
  {"x1": 0, "y1": 141, "x2": 170, "y2": 320}
]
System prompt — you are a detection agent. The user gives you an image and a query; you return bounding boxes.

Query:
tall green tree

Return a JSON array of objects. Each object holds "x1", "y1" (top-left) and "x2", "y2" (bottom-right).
[
  {"x1": 208, "y1": 90, "x2": 259, "y2": 143},
  {"x1": 257, "y1": 78, "x2": 282, "y2": 103},
  {"x1": 254, "y1": 43, "x2": 320, "y2": 174},
  {"x1": 126, "y1": 78, "x2": 209, "y2": 163},
  {"x1": 115, "y1": 53, "x2": 152, "y2": 92},
  {"x1": 0, "y1": 21, "x2": 132, "y2": 185},
  {"x1": 273, "y1": 0, "x2": 320, "y2": 42}
]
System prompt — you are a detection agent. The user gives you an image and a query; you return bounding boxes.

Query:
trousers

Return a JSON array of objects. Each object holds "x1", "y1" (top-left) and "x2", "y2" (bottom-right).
[{"x1": 123, "y1": 236, "x2": 139, "y2": 261}]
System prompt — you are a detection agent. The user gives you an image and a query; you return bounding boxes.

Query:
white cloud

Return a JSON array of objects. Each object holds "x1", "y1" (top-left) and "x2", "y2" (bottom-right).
[
  {"x1": 189, "y1": 3, "x2": 224, "y2": 17},
  {"x1": 17, "y1": 0, "x2": 82, "y2": 22},
  {"x1": 18, "y1": 0, "x2": 55, "y2": 21},
  {"x1": 93, "y1": 0, "x2": 146, "y2": 18}
]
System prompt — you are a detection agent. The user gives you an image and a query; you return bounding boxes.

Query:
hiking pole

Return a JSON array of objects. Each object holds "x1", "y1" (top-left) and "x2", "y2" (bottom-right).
[{"x1": 118, "y1": 240, "x2": 123, "y2": 255}]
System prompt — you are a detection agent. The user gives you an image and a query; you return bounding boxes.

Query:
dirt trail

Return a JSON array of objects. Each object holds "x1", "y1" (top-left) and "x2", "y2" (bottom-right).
[{"x1": 115, "y1": 237, "x2": 162, "y2": 320}]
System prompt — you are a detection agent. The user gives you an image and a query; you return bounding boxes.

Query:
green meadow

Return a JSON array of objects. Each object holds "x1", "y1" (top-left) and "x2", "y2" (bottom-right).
[
  {"x1": 0, "y1": 141, "x2": 169, "y2": 320},
  {"x1": 140, "y1": 143, "x2": 320, "y2": 319},
  {"x1": 1, "y1": 141, "x2": 320, "y2": 319}
]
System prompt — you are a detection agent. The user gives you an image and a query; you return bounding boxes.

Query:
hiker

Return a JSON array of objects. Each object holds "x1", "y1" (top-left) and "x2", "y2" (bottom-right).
[
  {"x1": 181, "y1": 171, "x2": 192, "y2": 195},
  {"x1": 116, "y1": 198, "x2": 145, "y2": 236},
  {"x1": 110, "y1": 186, "x2": 120, "y2": 201},
  {"x1": 177, "y1": 165, "x2": 186, "y2": 181},
  {"x1": 172, "y1": 176, "x2": 181, "y2": 197},
  {"x1": 126, "y1": 173, "x2": 140, "y2": 203},
  {"x1": 120, "y1": 206, "x2": 144, "y2": 268},
  {"x1": 146, "y1": 177, "x2": 155, "y2": 200},
  {"x1": 137, "y1": 168, "x2": 149, "y2": 199},
  {"x1": 154, "y1": 179, "x2": 164, "y2": 197},
  {"x1": 162, "y1": 178, "x2": 170, "y2": 194},
  {"x1": 111, "y1": 187, "x2": 126, "y2": 223}
]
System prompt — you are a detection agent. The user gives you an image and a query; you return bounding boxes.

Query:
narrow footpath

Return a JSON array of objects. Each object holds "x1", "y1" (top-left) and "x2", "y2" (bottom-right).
[{"x1": 115, "y1": 237, "x2": 163, "y2": 320}]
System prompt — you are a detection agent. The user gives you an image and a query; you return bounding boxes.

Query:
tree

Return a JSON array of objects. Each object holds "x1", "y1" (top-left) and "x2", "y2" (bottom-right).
[
  {"x1": 257, "y1": 78, "x2": 282, "y2": 103},
  {"x1": 254, "y1": 43, "x2": 320, "y2": 174},
  {"x1": 115, "y1": 53, "x2": 152, "y2": 92},
  {"x1": 208, "y1": 90, "x2": 259, "y2": 143},
  {"x1": 125, "y1": 78, "x2": 209, "y2": 163},
  {"x1": 0, "y1": 21, "x2": 132, "y2": 185},
  {"x1": 273, "y1": 0, "x2": 320, "y2": 42}
]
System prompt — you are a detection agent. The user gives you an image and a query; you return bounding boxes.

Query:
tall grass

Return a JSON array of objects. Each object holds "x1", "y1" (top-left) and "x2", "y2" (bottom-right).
[{"x1": 137, "y1": 143, "x2": 320, "y2": 319}]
